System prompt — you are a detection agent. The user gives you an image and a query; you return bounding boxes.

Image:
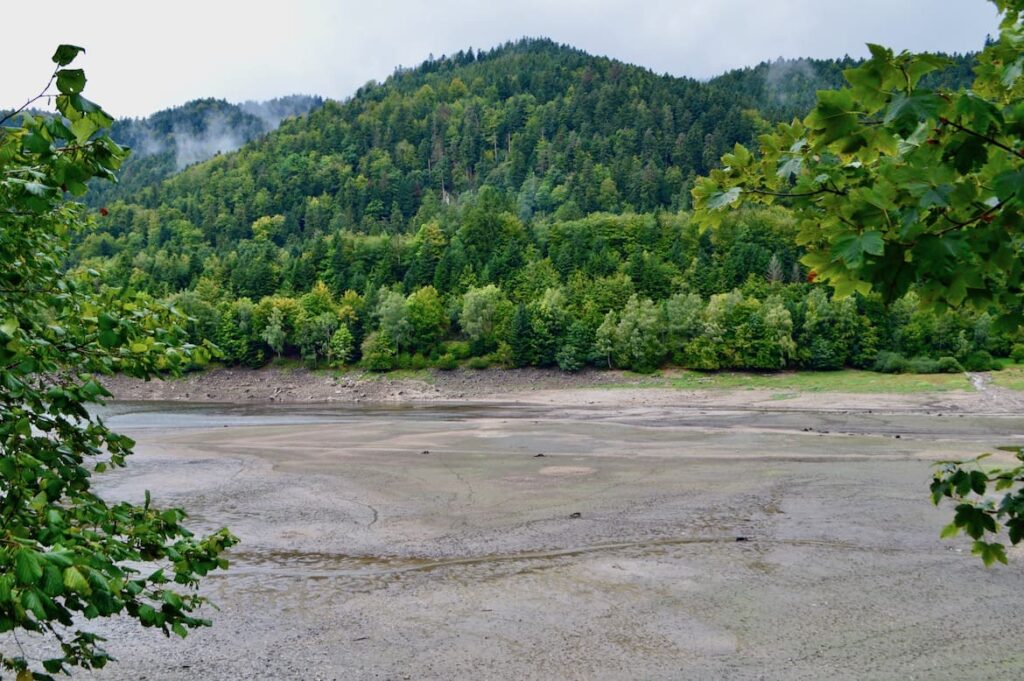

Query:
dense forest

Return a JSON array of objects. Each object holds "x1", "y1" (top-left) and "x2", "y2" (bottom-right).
[{"x1": 73, "y1": 38, "x2": 1009, "y2": 374}]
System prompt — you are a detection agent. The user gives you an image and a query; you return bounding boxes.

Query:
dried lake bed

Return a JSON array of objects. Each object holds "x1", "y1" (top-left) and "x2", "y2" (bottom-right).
[{"x1": 86, "y1": 399, "x2": 1024, "y2": 680}]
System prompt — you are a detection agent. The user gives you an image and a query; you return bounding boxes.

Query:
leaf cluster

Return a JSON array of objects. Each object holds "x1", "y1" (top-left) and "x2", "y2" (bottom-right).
[
  {"x1": 1, "y1": 47, "x2": 236, "y2": 677},
  {"x1": 694, "y1": 2, "x2": 1024, "y2": 325}
]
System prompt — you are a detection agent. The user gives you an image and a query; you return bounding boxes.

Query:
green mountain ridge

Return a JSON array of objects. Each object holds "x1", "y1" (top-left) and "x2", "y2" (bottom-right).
[
  {"x1": 99, "y1": 38, "x2": 974, "y2": 240},
  {"x1": 74, "y1": 38, "x2": 1002, "y2": 376}
]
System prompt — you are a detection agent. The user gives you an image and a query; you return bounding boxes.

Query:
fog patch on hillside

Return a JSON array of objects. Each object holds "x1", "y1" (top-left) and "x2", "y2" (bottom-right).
[
  {"x1": 115, "y1": 95, "x2": 323, "y2": 170},
  {"x1": 172, "y1": 113, "x2": 248, "y2": 169},
  {"x1": 763, "y1": 58, "x2": 818, "y2": 104},
  {"x1": 240, "y1": 95, "x2": 324, "y2": 130}
]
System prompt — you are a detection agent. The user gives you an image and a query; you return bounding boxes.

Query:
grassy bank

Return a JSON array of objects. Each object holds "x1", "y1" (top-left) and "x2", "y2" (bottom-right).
[
  {"x1": 609, "y1": 369, "x2": 976, "y2": 394},
  {"x1": 991, "y1": 364, "x2": 1024, "y2": 391},
  {"x1": 272, "y1": 362, "x2": 987, "y2": 394}
]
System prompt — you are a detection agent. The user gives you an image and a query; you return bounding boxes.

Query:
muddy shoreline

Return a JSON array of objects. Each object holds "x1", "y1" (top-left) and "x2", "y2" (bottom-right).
[
  {"x1": 103, "y1": 365, "x2": 1024, "y2": 415},
  {"x1": 69, "y1": 397, "x2": 1024, "y2": 680}
]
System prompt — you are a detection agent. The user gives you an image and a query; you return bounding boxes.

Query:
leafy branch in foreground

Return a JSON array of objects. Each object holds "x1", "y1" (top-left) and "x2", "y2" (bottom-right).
[
  {"x1": 932, "y1": 450, "x2": 1024, "y2": 566},
  {"x1": 694, "y1": 0, "x2": 1024, "y2": 563},
  {"x1": 1, "y1": 46, "x2": 236, "y2": 678},
  {"x1": 693, "y1": 1, "x2": 1023, "y2": 319}
]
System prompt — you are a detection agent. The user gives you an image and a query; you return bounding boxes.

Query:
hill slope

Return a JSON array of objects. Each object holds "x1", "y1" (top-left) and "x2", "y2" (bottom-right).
[
  {"x1": 74, "y1": 39, "x2": 1001, "y2": 376},
  {"x1": 107, "y1": 38, "x2": 973, "y2": 244},
  {"x1": 84, "y1": 95, "x2": 323, "y2": 207}
]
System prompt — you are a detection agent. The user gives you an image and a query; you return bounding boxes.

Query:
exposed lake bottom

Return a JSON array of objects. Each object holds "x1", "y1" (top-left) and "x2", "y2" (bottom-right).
[{"x1": 82, "y1": 401, "x2": 1024, "y2": 680}]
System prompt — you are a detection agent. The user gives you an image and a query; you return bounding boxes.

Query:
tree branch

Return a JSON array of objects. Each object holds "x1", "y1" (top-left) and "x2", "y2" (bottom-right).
[
  {"x1": 934, "y1": 201, "x2": 1004, "y2": 235},
  {"x1": 941, "y1": 118, "x2": 1024, "y2": 160},
  {"x1": 0, "y1": 68, "x2": 59, "y2": 128},
  {"x1": 746, "y1": 185, "x2": 847, "y2": 198}
]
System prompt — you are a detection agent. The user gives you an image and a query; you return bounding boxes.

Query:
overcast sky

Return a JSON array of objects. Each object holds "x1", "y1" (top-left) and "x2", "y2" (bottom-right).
[{"x1": 3, "y1": 0, "x2": 1000, "y2": 119}]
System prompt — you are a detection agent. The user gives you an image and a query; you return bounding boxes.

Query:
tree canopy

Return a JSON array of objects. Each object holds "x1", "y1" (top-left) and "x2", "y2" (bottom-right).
[
  {"x1": 694, "y1": 0, "x2": 1024, "y2": 565},
  {"x1": 0, "y1": 47, "x2": 236, "y2": 677},
  {"x1": 49, "y1": 39, "x2": 1005, "y2": 378}
]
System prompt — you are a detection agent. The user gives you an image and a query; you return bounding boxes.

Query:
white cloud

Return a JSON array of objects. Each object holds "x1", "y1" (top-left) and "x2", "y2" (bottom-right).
[{"x1": 2, "y1": 0, "x2": 1000, "y2": 118}]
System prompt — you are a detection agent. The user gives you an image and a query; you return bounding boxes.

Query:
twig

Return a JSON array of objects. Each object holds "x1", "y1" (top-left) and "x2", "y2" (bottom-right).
[
  {"x1": 941, "y1": 118, "x2": 1024, "y2": 160},
  {"x1": 746, "y1": 186, "x2": 847, "y2": 198},
  {"x1": 934, "y1": 201, "x2": 1004, "y2": 235},
  {"x1": 0, "y1": 68, "x2": 59, "y2": 128}
]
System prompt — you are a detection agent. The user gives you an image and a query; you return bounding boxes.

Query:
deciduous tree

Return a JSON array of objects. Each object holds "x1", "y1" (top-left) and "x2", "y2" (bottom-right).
[
  {"x1": 0, "y1": 46, "x2": 236, "y2": 676},
  {"x1": 694, "y1": 0, "x2": 1024, "y2": 563}
]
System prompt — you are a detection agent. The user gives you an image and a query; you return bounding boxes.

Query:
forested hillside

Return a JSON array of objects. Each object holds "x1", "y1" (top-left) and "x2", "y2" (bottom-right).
[
  {"x1": 99, "y1": 39, "x2": 973, "y2": 236},
  {"x1": 76, "y1": 38, "x2": 1006, "y2": 375},
  {"x1": 83, "y1": 95, "x2": 323, "y2": 208}
]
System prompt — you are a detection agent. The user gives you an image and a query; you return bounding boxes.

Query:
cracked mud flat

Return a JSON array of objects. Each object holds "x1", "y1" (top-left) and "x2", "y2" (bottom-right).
[{"x1": 82, "y1": 400, "x2": 1024, "y2": 680}]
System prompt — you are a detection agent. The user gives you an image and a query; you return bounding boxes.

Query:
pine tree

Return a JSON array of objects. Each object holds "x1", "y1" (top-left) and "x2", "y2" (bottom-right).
[{"x1": 508, "y1": 304, "x2": 534, "y2": 367}]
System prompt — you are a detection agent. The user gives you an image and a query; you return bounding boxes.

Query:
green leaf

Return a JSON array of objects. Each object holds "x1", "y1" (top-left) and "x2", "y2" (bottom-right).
[
  {"x1": 21, "y1": 589, "x2": 47, "y2": 620},
  {"x1": 22, "y1": 133, "x2": 51, "y2": 154},
  {"x1": 806, "y1": 89, "x2": 859, "y2": 145},
  {"x1": 866, "y1": 43, "x2": 892, "y2": 61},
  {"x1": 138, "y1": 604, "x2": 157, "y2": 625},
  {"x1": 829, "y1": 276, "x2": 873, "y2": 299},
  {"x1": 884, "y1": 92, "x2": 941, "y2": 127},
  {"x1": 98, "y1": 312, "x2": 118, "y2": 330},
  {"x1": 971, "y1": 540, "x2": 1008, "y2": 567},
  {"x1": 1007, "y1": 518, "x2": 1024, "y2": 545},
  {"x1": 62, "y1": 567, "x2": 91, "y2": 595},
  {"x1": 56, "y1": 69, "x2": 86, "y2": 95},
  {"x1": 65, "y1": 179, "x2": 89, "y2": 196},
  {"x1": 22, "y1": 181, "x2": 53, "y2": 197},
  {"x1": 42, "y1": 659, "x2": 64, "y2": 674},
  {"x1": 706, "y1": 187, "x2": 741, "y2": 210},
  {"x1": 954, "y1": 504, "x2": 996, "y2": 540},
  {"x1": 993, "y1": 169, "x2": 1024, "y2": 203},
  {"x1": 946, "y1": 135, "x2": 988, "y2": 175},
  {"x1": 954, "y1": 93, "x2": 1003, "y2": 132},
  {"x1": 98, "y1": 329, "x2": 119, "y2": 349},
  {"x1": 919, "y1": 185, "x2": 951, "y2": 209},
  {"x1": 162, "y1": 590, "x2": 184, "y2": 609},
  {"x1": 52, "y1": 44, "x2": 85, "y2": 66},
  {"x1": 70, "y1": 117, "x2": 100, "y2": 143},
  {"x1": 41, "y1": 551, "x2": 73, "y2": 569},
  {"x1": 832, "y1": 231, "x2": 884, "y2": 266},
  {"x1": 860, "y1": 231, "x2": 884, "y2": 256},
  {"x1": 777, "y1": 156, "x2": 803, "y2": 179},
  {"x1": 41, "y1": 566, "x2": 64, "y2": 598},
  {"x1": 0, "y1": 575, "x2": 14, "y2": 603},
  {"x1": 969, "y1": 470, "x2": 988, "y2": 495},
  {"x1": 1002, "y1": 56, "x2": 1023, "y2": 88},
  {"x1": 906, "y1": 54, "x2": 951, "y2": 87},
  {"x1": 67, "y1": 93, "x2": 102, "y2": 115},
  {"x1": 14, "y1": 550, "x2": 43, "y2": 586}
]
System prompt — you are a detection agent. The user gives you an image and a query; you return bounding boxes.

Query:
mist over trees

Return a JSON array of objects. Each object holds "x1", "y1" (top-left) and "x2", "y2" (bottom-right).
[{"x1": 84, "y1": 95, "x2": 323, "y2": 208}]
